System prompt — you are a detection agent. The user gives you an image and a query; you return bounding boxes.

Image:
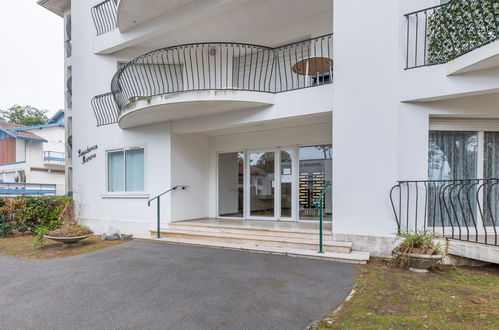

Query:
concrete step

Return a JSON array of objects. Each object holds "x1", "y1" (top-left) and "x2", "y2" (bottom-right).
[
  {"x1": 168, "y1": 222, "x2": 329, "y2": 240},
  {"x1": 150, "y1": 228, "x2": 352, "y2": 254},
  {"x1": 138, "y1": 237, "x2": 370, "y2": 264}
]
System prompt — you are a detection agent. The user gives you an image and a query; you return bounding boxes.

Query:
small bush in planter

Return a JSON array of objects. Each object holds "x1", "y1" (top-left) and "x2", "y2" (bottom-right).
[
  {"x1": 394, "y1": 230, "x2": 443, "y2": 255},
  {"x1": 393, "y1": 230, "x2": 444, "y2": 272}
]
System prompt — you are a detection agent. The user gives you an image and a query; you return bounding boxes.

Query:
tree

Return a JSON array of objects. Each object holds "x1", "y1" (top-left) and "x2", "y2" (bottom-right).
[{"x1": 0, "y1": 105, "x2": 49, "y2": 126}]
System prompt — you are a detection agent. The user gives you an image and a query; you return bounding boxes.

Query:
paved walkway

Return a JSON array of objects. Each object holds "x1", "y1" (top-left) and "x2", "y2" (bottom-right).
[{"x1": 0, "y1": 241, "x2": 357, "y2": 330}]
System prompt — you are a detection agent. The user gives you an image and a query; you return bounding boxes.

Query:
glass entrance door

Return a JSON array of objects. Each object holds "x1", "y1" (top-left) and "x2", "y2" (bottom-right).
[{"x1": 248, "y1": 150, "x2": 276, "y2": 219}]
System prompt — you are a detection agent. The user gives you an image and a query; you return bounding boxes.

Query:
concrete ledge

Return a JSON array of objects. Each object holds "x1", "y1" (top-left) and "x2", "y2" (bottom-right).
[
  {"x1": 447, "y1": 240, "x2": 499, "y2": 264},
  {"x1": 333, "y1": 233, "x2": 397, "y2": 257}
]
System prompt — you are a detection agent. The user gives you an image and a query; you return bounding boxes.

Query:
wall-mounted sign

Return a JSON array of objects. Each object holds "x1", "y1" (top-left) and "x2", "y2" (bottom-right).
[{"x1": 78, "y1": 145, "x2": 98, "y2": 164}]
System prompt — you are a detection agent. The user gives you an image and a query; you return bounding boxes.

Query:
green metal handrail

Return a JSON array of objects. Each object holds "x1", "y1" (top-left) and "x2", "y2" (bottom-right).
[
  {"x1": 147, "y1": 185, "x2": 188, "y2": 238},
  {"x1": 314, "y1": 181, "x2": 331, "y2": 253}
]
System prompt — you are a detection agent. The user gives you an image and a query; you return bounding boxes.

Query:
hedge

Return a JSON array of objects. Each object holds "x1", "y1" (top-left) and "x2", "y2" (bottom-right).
[
  {"x1": 0, "y1": 196, "x2": 72, "y2": 238},
  {"x1": 427, "y1": 0, "x2": 499, "y2": 65}
]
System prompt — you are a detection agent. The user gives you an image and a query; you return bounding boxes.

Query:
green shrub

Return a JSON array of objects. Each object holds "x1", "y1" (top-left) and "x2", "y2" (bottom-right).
[
  {"x1": 0, "y1": 196, "x2": 73, "y2": 238},
  {"x1": 395, "y1": 230, "x2": 443, "y2": 255}
]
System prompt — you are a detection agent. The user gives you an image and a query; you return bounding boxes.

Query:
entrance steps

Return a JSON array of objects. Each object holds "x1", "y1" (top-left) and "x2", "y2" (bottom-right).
[{"x1": 143, "y1": 220, "x2": 370, "y2": 264}]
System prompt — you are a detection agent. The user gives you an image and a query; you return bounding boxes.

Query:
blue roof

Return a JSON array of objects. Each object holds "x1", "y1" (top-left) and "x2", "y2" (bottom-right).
[
  {"x1": 47, "y1": 109, "x2": 65, "y2": 125},
  {"x1": 10, "y1": 110, "x2": 65, "y2": 131}
]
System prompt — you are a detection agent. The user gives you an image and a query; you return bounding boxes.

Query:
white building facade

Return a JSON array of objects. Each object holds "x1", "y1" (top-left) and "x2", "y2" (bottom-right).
[{"x1": 39, "y1": 0, "x2": 499, "y2": 257}]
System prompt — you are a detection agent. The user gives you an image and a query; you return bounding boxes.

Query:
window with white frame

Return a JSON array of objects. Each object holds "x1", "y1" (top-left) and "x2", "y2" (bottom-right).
[
  {"x1": 428, "y1": 120, "x2": 499, "y2": 227},
  {"x1": 107, "y1": 147, "x2": 145, "y2": 192}
]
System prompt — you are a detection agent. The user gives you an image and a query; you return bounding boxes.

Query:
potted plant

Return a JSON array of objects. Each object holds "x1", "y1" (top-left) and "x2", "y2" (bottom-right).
[
  {"x1": 392, "y1": 230, "x2": 444, "y2": 273},
  {"x1": 42, "y1": 201, "x2": 93, "y2": 247}
]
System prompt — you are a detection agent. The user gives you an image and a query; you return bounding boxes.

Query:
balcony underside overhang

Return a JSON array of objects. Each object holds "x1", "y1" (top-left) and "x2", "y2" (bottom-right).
[
  {"x1": 117, "y1": 0, "x2": 199, "y2": 32},
  {"x1": 95, "y1": 0, "x2": 333, "y2": 55},
  {"x1": 37, "y1": 0, "x2": 70, "y2": 17},
  {"x1": 118, "y1": 90, "x2": 274, "y2": 129}
]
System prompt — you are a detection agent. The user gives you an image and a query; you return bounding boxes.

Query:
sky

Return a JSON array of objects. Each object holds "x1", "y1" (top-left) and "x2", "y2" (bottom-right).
[{"x1": 0, "y1": 0, "x2": 64, "y2": 117}]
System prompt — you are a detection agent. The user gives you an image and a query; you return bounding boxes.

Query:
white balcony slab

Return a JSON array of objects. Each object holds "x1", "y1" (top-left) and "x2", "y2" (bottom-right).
[
  {"x1": 446, "y1": 39, "x2": 499, "y2": 76},
  {"x1": 118, "y1": 90, "x2": 275, "y2": 129}
]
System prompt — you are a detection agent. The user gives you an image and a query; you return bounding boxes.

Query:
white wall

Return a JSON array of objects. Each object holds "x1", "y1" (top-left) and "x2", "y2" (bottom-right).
[
  {"x1": 15, "y1": 140, "x2": 26, "y2": 162},
  {"x1": 73, "y1": 0, "x2": 173, "y2": 236},
  {"x1": 27, "y1": 126, "x2": 65, "y2": 154},
  {"x1": 332, "y1": 0, "x2": 400, "y2": 238},
  {"x1": 331, "y1": 0, "x2": 499, "y2": 249},
  {"x1": 171, "y1": 133, "x2": 210, "y2": 221}
]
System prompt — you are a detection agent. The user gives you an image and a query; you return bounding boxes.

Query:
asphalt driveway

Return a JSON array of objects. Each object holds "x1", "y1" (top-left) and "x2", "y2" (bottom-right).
[{"x1": 0, "y1": 241, "x2": 357, "y2": 330}]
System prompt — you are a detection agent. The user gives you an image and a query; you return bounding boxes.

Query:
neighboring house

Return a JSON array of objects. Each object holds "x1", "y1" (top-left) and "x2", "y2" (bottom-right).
[
  {"x1": 0, "y1": 110, "x2": 65, "y2": 195},
  {"x1": 38, "y1": 0, "x2": 499, "y2": 263}
]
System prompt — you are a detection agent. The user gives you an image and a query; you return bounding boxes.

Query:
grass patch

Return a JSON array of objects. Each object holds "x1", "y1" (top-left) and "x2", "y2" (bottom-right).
[
  {"x1": 0, "y1": 235, "x2": 128, "y2": 260},
  {"x1": 312, "y1": 258, "x2": 499, "y2": 329}
]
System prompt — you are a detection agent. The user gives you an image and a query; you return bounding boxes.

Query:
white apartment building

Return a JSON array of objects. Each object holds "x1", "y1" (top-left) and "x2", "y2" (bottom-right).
[
  {"x1": 38, "y1": 0, "x2": 499, "y2": 262},
  {"x1": 0, "y1": 110, "x2": 66, "y2": 195}
]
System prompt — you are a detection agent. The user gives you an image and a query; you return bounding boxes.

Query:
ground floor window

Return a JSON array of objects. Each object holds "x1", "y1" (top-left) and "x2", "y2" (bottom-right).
[
  {"x1": 299, "y1": 145, "x2": 332, "y2": 220},
  {"x1": 428, "y1": 130, "x2": 499, "y2": 226},
  {"x1": 217, "y1": 144, "x2": 332, "y2": 221},
  {"x1": 107, "y1": 147, "x2": 145, "y2": 192}
]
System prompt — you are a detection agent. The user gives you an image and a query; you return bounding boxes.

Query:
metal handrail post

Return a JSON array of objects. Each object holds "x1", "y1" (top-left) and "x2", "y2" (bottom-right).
[
  {"x1": 319, "y1": 197, "x2": 324, "y2": 253},
  {"x1": 156, "y1": 197, "x2": 160, "y2": 238}
]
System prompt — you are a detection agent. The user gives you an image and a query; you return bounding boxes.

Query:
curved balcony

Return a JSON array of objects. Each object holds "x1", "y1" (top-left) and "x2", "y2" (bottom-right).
[{"x1": 92, "y1": 34, "x2": 333, "y2": 127}]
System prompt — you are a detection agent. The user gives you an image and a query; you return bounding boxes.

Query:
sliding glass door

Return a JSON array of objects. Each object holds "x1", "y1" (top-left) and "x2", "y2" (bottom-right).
[
  {"x1": 484, "y1": 132, "x2": 499, "y2": 226},
  {"x1": 218, "y1": 145, "x2": 332, "y2": 221}
]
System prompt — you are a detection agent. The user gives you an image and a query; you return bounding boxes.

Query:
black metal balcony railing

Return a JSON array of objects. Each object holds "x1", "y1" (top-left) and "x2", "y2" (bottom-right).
[
  {"x1": 67, "y1": 76, "x2": 72, "y2": 96},
  {"x1": 390, "y1": 179, "x2": 499, "y2": 246},
  {"x1": 92, "y1": 34, "x2": 333, "y2": 126},
  {"x1": 405, "y1": 0, "x2": 499, "y2": 69},
  {"x1": 65, "y1": 14, "x2": 71, "y2": 41},
  {"x1": 64, "y1": 40, "x2": 72, "y2": 58},
  {"x1": 91, "y1": 92, "x2": 120, "y2": 126},
  {"x1": 65, "y1": 90, "x2": 72, "y2": 109},
  {"x1": 91, "y1": 0, "x2": 118, "y2": 36}
]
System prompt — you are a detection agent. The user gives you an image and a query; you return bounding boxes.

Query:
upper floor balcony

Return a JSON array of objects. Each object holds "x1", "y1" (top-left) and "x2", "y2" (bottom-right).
[
  {"x1": 405, "y1": 0, "x2": 498, "y2": 71},
  {"x1": 44, "y1": 151, "x2": 66, "y2": 165},
  {"x1": 92, "y1": 34, "x2": 333, "y2": 128},
  {"x1": 401, "y1": 0, "x2": 499, "y2": 102}
]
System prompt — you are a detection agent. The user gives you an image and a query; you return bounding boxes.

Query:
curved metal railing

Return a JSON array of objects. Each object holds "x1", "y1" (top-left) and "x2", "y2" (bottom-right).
[
  {"x1": 91, "y1": 0, "x2": 118, "y2": 36},
  {"x1": 405, "y1": 0, "x2": 499, "y2": 69},
  {"x1": 92, "y1": 34, "x2": 333, "y2": 126},
  {"x1": 91, "y1": 92, "x2": 120, "y2": 126},
  {"x1": 390, "y1": 179, "x2": 499, "y2": 246}
]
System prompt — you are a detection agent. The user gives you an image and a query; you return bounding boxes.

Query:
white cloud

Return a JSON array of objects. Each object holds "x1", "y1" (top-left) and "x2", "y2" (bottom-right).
[{"x1": 0, "y1": 0, "x2": 63, "y2": 117}]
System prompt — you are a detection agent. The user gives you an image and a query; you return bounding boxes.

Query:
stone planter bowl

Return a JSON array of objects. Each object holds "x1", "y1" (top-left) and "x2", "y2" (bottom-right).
[
  {"x1": 44, "y1": 234, "x2": 91, "y2": 244},
  {"x1": 393, "y1": 250, "x2": 445, "y2": 273}
]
